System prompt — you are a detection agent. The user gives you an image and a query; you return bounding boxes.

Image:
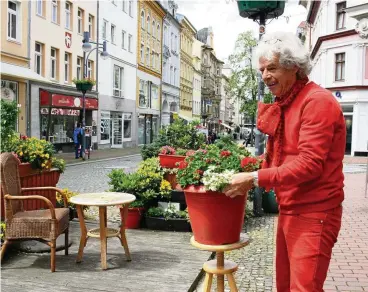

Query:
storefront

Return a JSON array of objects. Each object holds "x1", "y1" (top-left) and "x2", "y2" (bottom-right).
[
  {"x1": 138, "y1": 114, "x2": 159, "y2": 145},
  {"x1": 36, "y1": 88, "x2": 98, "y2": 152},
  {"x1": 100, "y1": 111, "x2": 133, "y2": 148}
]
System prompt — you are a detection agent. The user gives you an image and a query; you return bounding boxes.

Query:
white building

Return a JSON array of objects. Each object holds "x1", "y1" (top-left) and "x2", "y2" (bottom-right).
[
  {"x1": 160, "y1": 0, "x2": 180, "y2": 126},
  {"x1": 302, "y1": 0, "x2": 368, "y2": 156},
  {"x1": 98, "y1": 0, "x2": 138, "y2": 148},
  {"x1": 192, "y1": 38, "x2": 202, "y2": 120}
]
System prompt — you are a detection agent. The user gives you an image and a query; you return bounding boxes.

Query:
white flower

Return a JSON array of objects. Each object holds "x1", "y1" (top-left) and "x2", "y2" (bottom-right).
[{"x1": 202, "y1": 168, "x2": 235, "y2": 192}]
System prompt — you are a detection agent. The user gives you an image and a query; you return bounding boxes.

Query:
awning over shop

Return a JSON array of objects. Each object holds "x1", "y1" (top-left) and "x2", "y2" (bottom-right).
[
  {"x1": 221, "y1": 123, "x2": 234, "y2": 130},
  {"x1": 1, "y1": 62, "x2": 50, "y2": 83}
]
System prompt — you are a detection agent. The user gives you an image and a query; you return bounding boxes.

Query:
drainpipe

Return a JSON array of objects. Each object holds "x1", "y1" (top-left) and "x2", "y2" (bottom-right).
[{"x1": 26, "y1": 0, "x2": 32, "y2": 136}]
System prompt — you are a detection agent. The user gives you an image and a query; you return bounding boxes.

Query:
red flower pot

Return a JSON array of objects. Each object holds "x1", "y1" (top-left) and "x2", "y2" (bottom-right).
[
  {"x1": 184, "y1": 185, "x2": 247, "y2": 245},
  {"x1": 158, "y1": 154, "x2": 185, "y2": 169},
  {"x1": 1, "y1": 162, "x2": 60, "y2": 220},
  {"x1": 125, "y1": 207, "x2": 145, "y2": 229}
]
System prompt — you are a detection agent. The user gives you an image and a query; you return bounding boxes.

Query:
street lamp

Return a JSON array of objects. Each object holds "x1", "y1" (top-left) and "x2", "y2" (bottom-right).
[{"x1": 80, "y1": 31, "x2": 108, "y2": 159}]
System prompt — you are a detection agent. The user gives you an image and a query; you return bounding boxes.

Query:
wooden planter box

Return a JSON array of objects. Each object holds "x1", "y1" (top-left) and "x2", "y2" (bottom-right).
[{"x1": 1, "y1": 163, "x2": 61, "y2": 220}]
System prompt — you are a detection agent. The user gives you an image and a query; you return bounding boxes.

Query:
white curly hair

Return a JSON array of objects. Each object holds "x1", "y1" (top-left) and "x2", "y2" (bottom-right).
[{"x1": 254, "y1": 31, "x2": 312, "y2": 78}]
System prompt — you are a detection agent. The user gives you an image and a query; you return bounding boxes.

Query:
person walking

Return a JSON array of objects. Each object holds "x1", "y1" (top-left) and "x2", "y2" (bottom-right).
[
  {"x1": 73, "y1": 123, "x2": 84, "y2": 159},
  {"x1": 224, "y1": 31, "x2": 346, "y2": 291}
]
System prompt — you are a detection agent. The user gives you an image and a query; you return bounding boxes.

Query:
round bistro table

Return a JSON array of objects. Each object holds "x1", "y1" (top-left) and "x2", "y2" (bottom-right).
[{"x1": 70, "y1": 192, "x2": 135, "y2": 270}]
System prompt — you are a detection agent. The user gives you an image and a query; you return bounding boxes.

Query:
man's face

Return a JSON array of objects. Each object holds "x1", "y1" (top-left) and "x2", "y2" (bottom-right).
[{"x1": 258, "y1": 55, "x2": 298, "y2": 97}]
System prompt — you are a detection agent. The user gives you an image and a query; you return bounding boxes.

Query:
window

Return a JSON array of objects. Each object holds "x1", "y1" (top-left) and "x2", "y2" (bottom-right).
[
  {"x1": 128, "y1": 34, "x2": 132, "y2": 52},
  {"x1": 170, "y1": 66, "x2": 173, "y2": 84},
  {"x1": 174, "y1": 68, "x2": 177, "y2": 85},
  {"x1": 7, "y1": 1, "x2": 18, "y2": 40},
  {"x1": 164, "y1": 26, "x2": 167, "y2": 46},
  {"x1": 152, "y1": 50, "x2": 155, "y2": 69},
  {"x1": 140, "y1": 44, "x2": 144, "y2": 63},
  {"x1": 77, "y1": 8, "x2": 83, "y2": 34},
  {"x1": 141, "y1": 11, "x2": 145, "y2": 29},
  {"x1": 336, "y1": 2, "x2": 346, "y2": 30},
  {"x1": 335, "y1": 53, "x2": 345, "y2": 81},
  {"x1": 147, "y1": 15, "x2": 150, "y2": 33},
  {"x1": 64, "y1": 52, "x2": 70, "y2": 83},
  {"x1": 36, "y1": 0, "x2": 43, "y2": 16},
  {"x1": 87, "y1": 60, "x2": 92, "y2": 79},
  {"x1": 77, "y1": 57, "x2": 82, "y2": 79},
  {"x1": 139, "y1": 80, "x2": 146, "y2": 107},
  {"x1": 146, "y1": 47, "x2": 150, "y2": 67},
  {"x1": 111, "y1": 24, "x2": 116, "y2": 44},
  {"x1": 123, "y1": 113, "x2": 132, "y2": 139},
  {"x1": 65, "y1": 2, "x2": 71, "y2": 29},
  {"x1": 122, "y1": 30, "x2": 126, "y2": 49},
  {"x1": 102, "y1": 20, "x2": 108, "y2": 39},
  {"x1": 51, "y1": 0, "x2": 58, "y2": 23},
  {"x1": 35, "y1": 43, "x2": 43, "y2": 75},
  {"x1": 100, "y1": 111, "x2": 110, "y2": 143},
  {"x1": 157, "y1": 24, "x2": 160, "y2": 41},
  {"x1": 50, "y1": 48, "x2": 57, "y2": 80},
  {"x1": 152, "y1": 20, "x2": 156, "y2": 38},
  {"x1": 122, "y1": 0, "x2": 126, "y2": 12},
  {"x1": 175, "y1": 35, "x2": 177, "y2": 51},
  {"x1": 129, "y1": 0, "x2": 133, "y2": 16},
  {"x1": 113, "y1": 65, "x2": 124, "y2": 97},
  {"x1": 88, "y1": 15, "x2": 94, "y2": 40}
]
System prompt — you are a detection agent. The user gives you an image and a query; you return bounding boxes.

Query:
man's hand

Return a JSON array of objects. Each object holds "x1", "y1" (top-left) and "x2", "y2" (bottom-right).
[{"x1": 223, "y1": 172, "x2": 255, "y2": 198}]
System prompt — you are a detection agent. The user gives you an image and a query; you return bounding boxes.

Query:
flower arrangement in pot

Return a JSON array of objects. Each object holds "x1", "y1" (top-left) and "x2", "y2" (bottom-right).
[
  {"x1": 176, "y1": 143, "x2": 262, "y2": 245},
  {"x1": 72, "y1": 78, "x2": 96, "y2": 92}
]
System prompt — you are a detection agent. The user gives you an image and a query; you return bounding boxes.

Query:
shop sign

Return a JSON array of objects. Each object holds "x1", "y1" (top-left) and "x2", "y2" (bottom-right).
[
  {"x1": 40, "y1": 108, "x2": 80, "y2": 116},
  {"x1": 52, "y1": 94, "x2": 98, "y2": 109}
]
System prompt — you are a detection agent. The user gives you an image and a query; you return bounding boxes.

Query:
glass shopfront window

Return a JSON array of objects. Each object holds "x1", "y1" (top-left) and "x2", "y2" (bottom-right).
[
  {"x1": 100, "y1": 111, "x2": 110, "y2": 144},
  {"x1": 138, "y1": 114, "x2": 159, "y2": 145},
  {"x1": 123, "y1": 113, "x2": 132, "y2": 139},
  {"x1": 138, "y1": 116, "x2": 145, "y2": 145},
  {"x1": 40, "y1": 108, "x2": 79, "y2": 143},
  {"x1": 110, "y1": 112, "x2": 122, "y2": 147}
]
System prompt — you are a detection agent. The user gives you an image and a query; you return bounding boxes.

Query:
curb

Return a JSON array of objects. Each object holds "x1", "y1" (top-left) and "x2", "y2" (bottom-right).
[{"x1": 65, "y1": 153, "x2": 141, "y2": 167}]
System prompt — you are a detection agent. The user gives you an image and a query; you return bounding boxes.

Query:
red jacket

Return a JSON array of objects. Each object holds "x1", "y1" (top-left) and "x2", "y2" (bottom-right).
[{"x1": 258, "y1": 82, "x2": 346, "y2": 214}]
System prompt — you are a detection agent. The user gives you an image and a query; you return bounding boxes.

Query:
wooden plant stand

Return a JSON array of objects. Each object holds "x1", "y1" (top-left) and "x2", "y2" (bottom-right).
[{"x1": 190, "y1": 236, "x2": 250, "y2": 292}]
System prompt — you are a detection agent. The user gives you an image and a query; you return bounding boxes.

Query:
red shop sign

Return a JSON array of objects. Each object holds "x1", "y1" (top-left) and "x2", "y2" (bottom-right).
[{"x1": 51, "y1": 94, "x2": 98, "y2": 109}]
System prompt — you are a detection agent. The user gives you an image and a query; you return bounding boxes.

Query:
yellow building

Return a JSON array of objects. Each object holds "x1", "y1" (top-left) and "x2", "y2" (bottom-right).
[
  {"x1": 176, "y1": 14, "x2": 196, "y2": 120},
  {"x1": 136, "y1": 0, "x2": 165, "y2": 145},
  {"x1": 1, "y1": 0, "x2": 48, "y2": 135}
]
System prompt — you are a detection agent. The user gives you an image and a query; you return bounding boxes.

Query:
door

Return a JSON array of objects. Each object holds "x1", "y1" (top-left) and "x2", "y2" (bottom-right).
[
  {"x1": 111, "y1": 113, "x2": 123, "y2": 148},
  {"x1": 344, "y1": 115, "x2": 353, "y2": 155},
  {"x1": 145, "y1": 116, "x2": 152, "y2": 144}
]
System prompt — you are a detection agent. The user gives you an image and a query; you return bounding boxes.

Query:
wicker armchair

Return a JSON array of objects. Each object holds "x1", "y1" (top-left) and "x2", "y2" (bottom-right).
[{"x1": 0, "y1": 153, "x2": 69, "y2": 272}]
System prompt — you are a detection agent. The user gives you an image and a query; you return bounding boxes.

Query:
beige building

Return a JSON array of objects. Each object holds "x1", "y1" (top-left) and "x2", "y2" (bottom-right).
[
  {"x1": 28, "y1": 0, "x2": 98, "y2": 152},
  {"x1": 176, "y1": 14, "x2": 196, "y2": 120},
  {"x1": 1, "y1": 0, "x2": 48, "y2": 135},
  {"x1": 136, "y1": 0, "x2": 165, "y2": 145}
]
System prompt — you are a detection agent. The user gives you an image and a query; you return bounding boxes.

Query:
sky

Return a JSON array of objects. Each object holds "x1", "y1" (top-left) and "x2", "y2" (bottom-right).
[{"x1": 177, "y1": 0, "x2": 308, "y2": 62}]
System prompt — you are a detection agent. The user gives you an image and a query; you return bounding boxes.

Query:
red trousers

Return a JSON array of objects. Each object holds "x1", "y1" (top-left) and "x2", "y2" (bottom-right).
[{"x1": 276, "y1": 206, "x2": 342, "y2": 292}]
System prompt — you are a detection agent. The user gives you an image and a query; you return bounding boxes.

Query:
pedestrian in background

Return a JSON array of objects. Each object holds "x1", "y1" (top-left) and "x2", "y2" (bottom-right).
[
  {"x1": 73, "y1": 122, "x2": 84, "y2": 159},
  {"x1": 224, "y1": 31, "x2": 346, "y2": 291}
]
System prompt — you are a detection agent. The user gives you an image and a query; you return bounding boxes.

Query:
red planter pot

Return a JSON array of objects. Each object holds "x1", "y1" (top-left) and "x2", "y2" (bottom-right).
[
  {"x1": 1, "y1": 162, "x2": 61, "y2": 220},
  {"x1": 164, "y1": 173, "x2": 179, "y2": 190},
  {"x1": 125, "y1": 207, "x2": 145, "y2": 229},
  {"x1": 158, "y1": 154, "x2": 185, "y2": 169},
  {"x1": 184, "y1": 185, "x2": 247, "y2": 245}
]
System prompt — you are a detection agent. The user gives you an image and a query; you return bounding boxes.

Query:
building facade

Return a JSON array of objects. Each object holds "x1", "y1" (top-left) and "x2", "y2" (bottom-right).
[
  {"x1": 28, "y1": 0, "x2": 98, "y2": 152},
  {"x1": 192, "y1": 39, "x2": 202, "y2": 120},
  {"x1": 176, "y1": 14, "x2": 196, "y2": 121},
  {"x1": 98, "y1": 0, "x2": 138, "y2": 149},
  {"x1": 160, "y1": 0, "x2": 180, "y2": 126},
  {"x1": 136, "y1": 0, "x2": 165, "y2": 145},
  {"x1": 302, "y1": 0, "x2": 368, "y2": 156},
  {"x1": 1, "y1": 1, "x2": 49, "y2": 136}
]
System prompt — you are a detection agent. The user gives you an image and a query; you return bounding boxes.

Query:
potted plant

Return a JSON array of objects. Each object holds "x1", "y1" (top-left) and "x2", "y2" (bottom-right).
[
  {"x1": 72, "y1": 78, "x2": 96, "y2": 92},
  {"x1": 176, "y1": 143, "x2": 262, "y2": 245},
  {"x1": 0, "y1": 221, "x2": 5, "y2": 249},
  {"x1": 158, "y1": 146, "x2": 186, "y2": 169},
  {"x1": 145, "y1": 205, "x2": 191, "y2": 232},
  {"x1": 108, "y1": 157, "x2": 172, "y2": 229},
  {"x1": 1, "y1": 134, "x2": 66, "y2": 218}
]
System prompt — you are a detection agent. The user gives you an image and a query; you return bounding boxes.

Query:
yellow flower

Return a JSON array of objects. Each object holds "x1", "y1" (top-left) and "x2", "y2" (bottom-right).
[
  {"x1": 45, "y1": 154, "x2": 49, "y2": 159},
  {"x1": 19, "y1": 151, "x2": 23, "y2": 156}
]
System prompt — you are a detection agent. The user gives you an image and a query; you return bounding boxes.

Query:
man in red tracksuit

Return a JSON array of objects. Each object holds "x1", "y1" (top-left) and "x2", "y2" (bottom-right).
[{"x1": 224, "y1": 31, "x2": 346, "y2": 291}]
